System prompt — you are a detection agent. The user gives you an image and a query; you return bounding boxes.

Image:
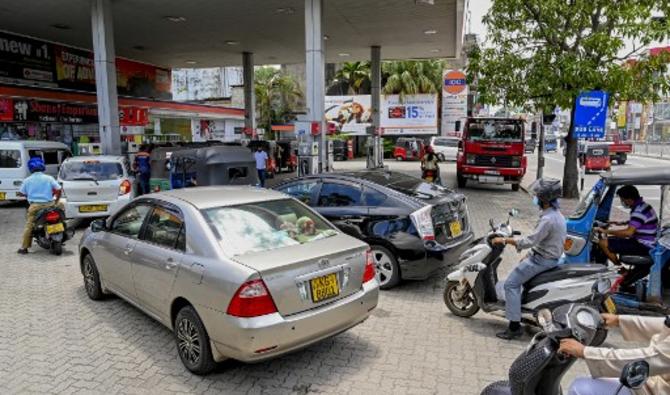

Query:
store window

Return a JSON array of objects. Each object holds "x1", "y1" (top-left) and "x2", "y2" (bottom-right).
[{"x1": 0, "y1": 150, "x2": 21, "y2": 168}]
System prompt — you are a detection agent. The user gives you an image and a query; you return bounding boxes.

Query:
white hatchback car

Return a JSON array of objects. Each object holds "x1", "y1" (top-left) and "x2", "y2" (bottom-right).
[
  {"x1": 58, "y1": 156, "x2": 135, "y2": 219},
  {"x1": 430, "y1": 137, "x2": 460, "y2": 161}
]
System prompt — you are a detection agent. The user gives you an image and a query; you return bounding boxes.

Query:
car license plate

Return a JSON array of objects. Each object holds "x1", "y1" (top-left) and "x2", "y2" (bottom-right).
[
  {"x1": 0, "y1": 192, "x2": 5, "y2": 201},
  {"x1": 310, "y1": 273, "x2": 340, "y2": 303},
  {"x1": 480, "y1": 176, "x2": 503, "y2": 183},
  {"x1": 46, "y1": 223, "x2": 65, "y2": 234},
  {"x1": 449, "y1": 221, "x2": 462, "y2": 237},
  {"x1": 604, "y1": 296, "x2": 617, "y2": 314},
  {"x1": 79, "y1": 205, "x2": 108, "y2": 213},
  {"x1": 484, "y1": 170, "x2": 500, "y2": 175}
]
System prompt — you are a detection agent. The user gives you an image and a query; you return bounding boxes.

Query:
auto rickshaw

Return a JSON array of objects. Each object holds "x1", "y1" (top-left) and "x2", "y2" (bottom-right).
[
  {"x1": 393, "y1": 137, "x2": 425, "y2": 161},
  {"x1": 148, "y1": 141, "x2": 228, "y2": 191},
  {"x1": 169, "y1": 145, "x2": 257, "y2": 189},
  {"x1": 246, "y1": 140, "x2": 278, "y2": 177},
  {"x1": 579, "y1": 142, "x2": 611, "y2": 173},
  {"x1": 564, "y1": 167, "x2": 670, "y2": 313}
]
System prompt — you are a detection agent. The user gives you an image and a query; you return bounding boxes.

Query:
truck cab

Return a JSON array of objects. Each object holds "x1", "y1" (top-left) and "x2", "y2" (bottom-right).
[{"x1": 456, "y1": 117, "x2": 526, "y2": 191}]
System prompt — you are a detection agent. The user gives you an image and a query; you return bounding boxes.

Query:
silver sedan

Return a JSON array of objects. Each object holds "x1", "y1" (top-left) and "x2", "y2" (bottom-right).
[{"x1": 78, "y1": 186, "x2": 379, "y2": 374}]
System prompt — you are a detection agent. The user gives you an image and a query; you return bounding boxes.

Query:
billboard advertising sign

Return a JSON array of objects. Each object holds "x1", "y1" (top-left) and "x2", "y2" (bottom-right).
[
  {"x1": 325, "y1": 95, "x2": 372, "y2": 135},
  {"x1": 0, "y1": 30, "x2": 172, "y2": 99},
  {"x1": 381, "y1": 94, "x2": 438, "y2": 135}
]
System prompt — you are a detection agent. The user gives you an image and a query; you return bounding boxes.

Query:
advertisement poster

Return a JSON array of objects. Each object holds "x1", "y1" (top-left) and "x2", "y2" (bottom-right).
[
  {"x1": 0, "y1": 30, "x2": 171, "y2": 99},
  {"x1": 0, "y1": 98, "x2": 13, "y2": 121},
  {"x1": 381, "y1": 94, "x2": 438, "y2": 135},
  {"x1": 325, "y1": 95, "x2": 372, "y2": 135},
  {"x1": 441, "y1": 69, "x2": 468, "y2": 136}
]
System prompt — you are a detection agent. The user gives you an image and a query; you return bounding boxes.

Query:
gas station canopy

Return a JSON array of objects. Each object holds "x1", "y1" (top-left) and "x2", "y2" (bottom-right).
[{"x1": 0, "y1": 0, "x2": 464, "y2": 67}]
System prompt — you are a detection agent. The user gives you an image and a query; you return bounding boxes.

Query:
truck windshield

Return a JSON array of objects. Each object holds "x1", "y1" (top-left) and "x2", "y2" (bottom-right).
[{"x1": 467, "y1": 120, "x2": 523, "y2": 142}]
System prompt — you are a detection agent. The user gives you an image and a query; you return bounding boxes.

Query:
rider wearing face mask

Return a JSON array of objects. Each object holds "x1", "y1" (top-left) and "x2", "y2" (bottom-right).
[{"x1": 492, "y1": 178, "x2": 567, "y2": 339}]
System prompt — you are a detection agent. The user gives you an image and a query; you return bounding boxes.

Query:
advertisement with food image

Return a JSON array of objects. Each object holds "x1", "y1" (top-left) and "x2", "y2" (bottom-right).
[{"x1": 325, "y1": 95, "x2": 372, "y2": 135}]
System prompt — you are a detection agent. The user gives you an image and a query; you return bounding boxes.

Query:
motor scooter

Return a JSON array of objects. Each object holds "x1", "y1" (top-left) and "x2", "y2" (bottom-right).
[
  {"x1": 481, "y1": 303, "x2": 651, "y2": 395},
  {"x1": 443, "y1": 210, "x2": 618, "y2": 338},
  {"x1": 31, "y1": 205, "x2": 74, "y2": 255}
]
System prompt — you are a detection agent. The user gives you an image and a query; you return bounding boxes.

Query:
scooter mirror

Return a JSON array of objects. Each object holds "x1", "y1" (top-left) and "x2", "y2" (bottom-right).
[
  {"x1": 489, "y1": 218, "x2": 495, "y2": 230},
  {"x1": 619, "y1": 360, "x2": 649, "y2": 391}
]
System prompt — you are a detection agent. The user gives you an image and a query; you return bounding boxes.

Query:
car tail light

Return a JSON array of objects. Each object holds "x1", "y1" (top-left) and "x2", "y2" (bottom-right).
[
  {"x1": 45, "y1": 210, "x2": 61, "y2": 224},
  {"x1": 466, "y1": 154, "x2": 475, "y2": 164},
  {"x1": 363, "y1": 249, "x2": 376, "y2": 283},
  {"x1": 227, "y1": 279, "x2": 278, "y2": 318},
  {"x1": 119, "y1": 179, "x2": 132, "y2": 195},
  {"x1": 410, "y1": 205, "x2": 435, "y2": 241}
]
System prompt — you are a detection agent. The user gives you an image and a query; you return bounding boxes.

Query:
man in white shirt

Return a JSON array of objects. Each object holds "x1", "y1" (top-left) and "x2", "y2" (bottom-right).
[{"x1": 254, "y1": 145, "x2": 269, "y2": 187}]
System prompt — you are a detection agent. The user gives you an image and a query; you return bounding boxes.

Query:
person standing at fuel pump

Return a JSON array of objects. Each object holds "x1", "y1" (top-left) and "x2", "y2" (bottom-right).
[
  {"x1": 133, "y1": 145, "x2": 152, "y2": 195},
  {"x1": 255, "y1": 145, "x2": 268, "y2": 187}
]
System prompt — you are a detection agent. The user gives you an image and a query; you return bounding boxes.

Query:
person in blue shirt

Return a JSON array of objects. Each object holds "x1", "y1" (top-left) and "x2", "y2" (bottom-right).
[
  {"x1": 133, "y1": 144, "x2": 152, "y2": 195},
  {"x1": 16, "y1": 157, "x2": 62, "y2": 254}
]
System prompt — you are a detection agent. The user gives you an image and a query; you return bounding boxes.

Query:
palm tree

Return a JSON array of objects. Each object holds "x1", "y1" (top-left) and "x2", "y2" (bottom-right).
[
  {"x1": 382, "y1": 60, "x2": 446, "y2": 100},
  {"x1": 333, "y1": 61, "x2": 371, "y2": 94},
  {"x1": 254, "y1": 67, "x2": 303, "y2": 134}
]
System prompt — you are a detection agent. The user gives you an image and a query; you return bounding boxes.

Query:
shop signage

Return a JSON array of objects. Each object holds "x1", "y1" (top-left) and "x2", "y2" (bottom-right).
[
  {"x1": 0, "y1": 98, "x2": 13, "y2": 121},
  {"x1": 442, "y1": 69, "x2": 468, "y2": 136},
  {"x1": 119, "y1": 107, "x2": 149, "y2": 126},
  {"x1": 4, "y1": 97, "x2": 148, "y2": 125},
  {"x1": 0, "y1": 30, "x2": 172, "y2": 99}
]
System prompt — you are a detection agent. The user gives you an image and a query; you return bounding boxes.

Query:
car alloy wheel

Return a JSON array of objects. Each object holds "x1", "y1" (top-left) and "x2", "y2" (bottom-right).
[
  {"x1": 82, "y1": 254, "x2": 104, "y2": 300},
  {"x1": 177, "y1": 318, "x2": 202, "y2": 366},
  {"x1": 371, "y1": 246, "x2": 400, "y2": 289}
]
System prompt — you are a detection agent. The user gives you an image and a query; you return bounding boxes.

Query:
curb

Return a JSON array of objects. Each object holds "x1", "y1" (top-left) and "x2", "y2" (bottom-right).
[{"x1": 630, "y1": 153, "x2": 670, "y2": 162}]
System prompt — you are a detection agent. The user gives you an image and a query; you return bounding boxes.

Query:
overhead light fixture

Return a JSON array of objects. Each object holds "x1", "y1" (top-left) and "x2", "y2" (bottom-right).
[
  {"x1": 338, "y1": 53, "x2": 350, "y2": 57},
  {"x1": 185, "y1": 60, "x2": 197, "y2": 65},
  {"x1": 323, "y1": 35, "x2": 330, "y2": 41},
  {"x1": 276, "y1": 7, "x2": 296, "y2": 15},
  {"x1": 164, "y1": 16, "x2": 187, "y2": 23},
  {"x1": 225, "y1": 40, "x2": 240, "y2": 46},
  {"x1": 424, "y1": 29, "x2": 438, "y2": 35},
  {"x1": 415, "y1": 0, "x2": 435, "y2": 4},
  {"x1": 430, "y1": 49, "x2": 440, "y2": 53},
  {"x1": 50, "y1": 23, "x2": 71, "y2": 30},
  {"x1": 133, "y1": 45, "x2": 146, "y2": 51}
]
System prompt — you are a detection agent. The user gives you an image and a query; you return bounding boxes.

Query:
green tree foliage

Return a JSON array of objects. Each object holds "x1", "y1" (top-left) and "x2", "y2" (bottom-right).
[
  {"x1": 333, "y1": 61, "x2": 371, "y2": 94},
  {"x1": 468, "y1": 0, "x2": 670, "y2": 198},
  {"x1": 254, "y1": 67, "x2": 303, "y2": 135},
  {"x1": 382, "y1": 60, "x2": 446, "y2": 100}
]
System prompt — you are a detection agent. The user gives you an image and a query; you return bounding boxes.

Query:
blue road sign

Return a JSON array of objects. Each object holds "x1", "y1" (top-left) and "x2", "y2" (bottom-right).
[{"x1": 573, "y1": 90, "x2": 609, "y2": 139}]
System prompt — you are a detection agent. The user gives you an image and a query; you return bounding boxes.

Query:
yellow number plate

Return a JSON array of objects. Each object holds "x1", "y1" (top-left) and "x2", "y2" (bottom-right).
[
  {"x1": 310, "y1": 273, "x2": 340, "y2": 303},
  {"x1": 604, "y1": 296, "x2": 617, "y2": 314},
  {"x1": 0, "y1": 192, "x2": 5, "y2": 201},
  {"x1": 46, "y1": 223, "x2": 65, "y2": 234},
  {"x1": 449, "y1": 220, "x2": 462, "y2": 237},
  {"x1": 79, "y1": 205, "x2": 108, "y2": 213}
]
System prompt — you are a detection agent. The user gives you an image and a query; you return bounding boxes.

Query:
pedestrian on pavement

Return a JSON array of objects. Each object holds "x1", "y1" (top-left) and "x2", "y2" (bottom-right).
[
  {"x1": 561, "y1": 312, "x2": 670, "y2": 395},
  {"x1": 255, "y1": 145, "x2": 268, "y2": 187},
  {"x1": 133, "y1": 144, "x2": 152, "y2": 195},
  {"x1": 492, "y1": 178, "x2": 566, "y2": 340},
  {"x1": 16, "y1": 157, "x2": 62, "y2": 254}
]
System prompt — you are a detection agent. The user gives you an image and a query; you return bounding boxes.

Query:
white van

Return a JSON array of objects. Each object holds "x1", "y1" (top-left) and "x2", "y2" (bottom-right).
[{"x1": 0, "y1": 141, "x2": 72, "y2": 202}]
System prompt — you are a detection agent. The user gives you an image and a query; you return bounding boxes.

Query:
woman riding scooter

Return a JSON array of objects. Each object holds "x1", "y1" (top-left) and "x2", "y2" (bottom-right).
[{"x1": 421, "y1": 146, "x2": 440, "y2": 183}]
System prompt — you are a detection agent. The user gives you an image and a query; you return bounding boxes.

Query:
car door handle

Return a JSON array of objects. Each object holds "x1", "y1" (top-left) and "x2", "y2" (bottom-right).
[
  {"x1": 123, "y1": 246, "x2": 134, "y2": 255},
  {"x1": 165, "y1": 257, "x2": 177, "y2": 269}
]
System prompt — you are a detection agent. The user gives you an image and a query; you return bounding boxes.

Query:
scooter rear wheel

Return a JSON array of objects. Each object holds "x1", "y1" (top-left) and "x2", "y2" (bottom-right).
[{"x1": 444, "y1": 281, "x2": 480, "y2": 317}]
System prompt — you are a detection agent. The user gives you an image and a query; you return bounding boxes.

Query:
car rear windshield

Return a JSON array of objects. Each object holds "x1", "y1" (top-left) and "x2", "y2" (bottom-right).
[
  {"x1": 0, "y1": 150, "x2": 21, "y2": 168},
  {"x1": 356, "y1": 172, "x2": 451, "y2": 200},
  {"x1": 203, "y1": 198, "x2": 338, "y2": 256},
  {"x1": 467, "y1": 120, "x2": 523, "y2": 142},
  {"x1": 59, "y1": 161, "x2": 124, "y2": 181}
]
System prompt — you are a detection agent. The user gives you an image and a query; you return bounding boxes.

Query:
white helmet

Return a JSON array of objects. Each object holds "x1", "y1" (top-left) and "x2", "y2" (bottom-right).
[{"x1": 529, "y1": 178, "x2": 562, "y2": 203}]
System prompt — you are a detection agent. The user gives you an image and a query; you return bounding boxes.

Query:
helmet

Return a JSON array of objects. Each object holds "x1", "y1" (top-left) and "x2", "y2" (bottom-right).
[
  {"x1": 28, "y1": 157, "x2": 46, "y2": 173},
  {"x1": 529, "y1": 177, "x2": 562, "y2": 203}
]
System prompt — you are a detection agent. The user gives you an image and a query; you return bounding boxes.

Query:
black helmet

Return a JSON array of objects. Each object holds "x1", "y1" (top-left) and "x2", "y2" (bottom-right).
[{"x1": 529, "y1": 177, "x2": 562, "y2": 202}]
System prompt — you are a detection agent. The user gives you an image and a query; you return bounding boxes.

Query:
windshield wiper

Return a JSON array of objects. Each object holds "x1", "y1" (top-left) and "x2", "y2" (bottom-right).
[{"x1": 72, "y1": 177, "x2": 99, "y2": 185}]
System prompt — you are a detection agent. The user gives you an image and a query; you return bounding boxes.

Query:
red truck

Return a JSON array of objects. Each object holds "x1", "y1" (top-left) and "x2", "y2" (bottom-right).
[
  {"x1": 605, "y1": 133, "x2": 633, "y2": 165},
  {"x1": 456, "y1": 117, "x2": 527, "y2": 191}
]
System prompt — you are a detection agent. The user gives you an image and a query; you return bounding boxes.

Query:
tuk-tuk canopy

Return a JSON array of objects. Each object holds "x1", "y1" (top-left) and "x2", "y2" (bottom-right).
[{"x1": 602, "y1": 167, "x2": 670, "y2": 186}]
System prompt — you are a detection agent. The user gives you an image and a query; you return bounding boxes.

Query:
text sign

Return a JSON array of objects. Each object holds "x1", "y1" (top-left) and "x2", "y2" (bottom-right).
[{"x1": 574, "y1": 91, "x2": 609, "y2": 139}]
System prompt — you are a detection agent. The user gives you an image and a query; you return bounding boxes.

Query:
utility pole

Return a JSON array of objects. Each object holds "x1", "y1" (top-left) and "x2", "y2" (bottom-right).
[{"x1": 536, "y1": 114, "x2": 545, "y2": 179}]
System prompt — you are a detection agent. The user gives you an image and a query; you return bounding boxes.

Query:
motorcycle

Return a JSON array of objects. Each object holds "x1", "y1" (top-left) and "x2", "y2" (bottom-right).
[
  {"x1": 481, "y1": 303, "x2": 650, "y2": 395},
  {"x1": 32, "y1": 206, "x2": 74, "y2": 255},
  {"x1": 422, "y1": 168, "x2": 438, "y2": 183},
  {"x1": 443, "y1": 210, "x2": 618, "y2": 339}
]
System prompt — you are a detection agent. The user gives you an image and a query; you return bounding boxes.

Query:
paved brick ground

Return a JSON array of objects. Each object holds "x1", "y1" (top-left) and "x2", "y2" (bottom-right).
[{"x1": 0, "y1": 160, "x2": 626, "y2": 394}]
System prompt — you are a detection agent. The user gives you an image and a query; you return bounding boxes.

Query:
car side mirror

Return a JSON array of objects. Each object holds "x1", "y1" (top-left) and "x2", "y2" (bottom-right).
[
  {"x1": 619, "y1": 361, "x2": 649, "y2": 391},
  {"x1": 91, "y1": 219, "x2": 106, "y2": 233}
]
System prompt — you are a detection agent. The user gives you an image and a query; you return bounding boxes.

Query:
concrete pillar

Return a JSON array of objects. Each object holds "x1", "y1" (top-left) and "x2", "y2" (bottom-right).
[
  {"x1": 91, "y1": 0, "x2": 121, "y2": 155},
  {"x1": 305, "y1": 0, "x2": 326, "y2": 172},
  {"x1": 243, "y1": 52, "x2": 256, "y2": 134},
  {"x1": 370, "y1": 45, "x2": 382, "y2": 169}
]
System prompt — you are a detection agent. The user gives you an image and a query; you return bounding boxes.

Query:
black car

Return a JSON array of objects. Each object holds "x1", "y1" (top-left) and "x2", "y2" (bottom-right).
[{"x1": 274, "y1": 171, "x2": 474, "y2": 289}]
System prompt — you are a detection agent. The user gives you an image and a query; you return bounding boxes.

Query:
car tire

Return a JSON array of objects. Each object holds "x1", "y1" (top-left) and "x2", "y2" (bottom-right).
[
  {"x1": 82, "y1": 254, "x2": 104, "y2": 301},
  {"x1": 175, "y1": 305, "x2": 216, "y2": 375},
  {"x1": 50, "y1": 241, "x2": 63, "y2": 256},
  {"x1": 444, "y1": 281, "x2": 480, "y2": 317},
  {"x1": 370, "y1": 245, "x2": 401, "y2": 290},
  {"x1": 457, "y1": 173, "x2": 467, "y2": 188},
  {"x1": 511, "y1": 183, "x2": 520, "y2": 192}
]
